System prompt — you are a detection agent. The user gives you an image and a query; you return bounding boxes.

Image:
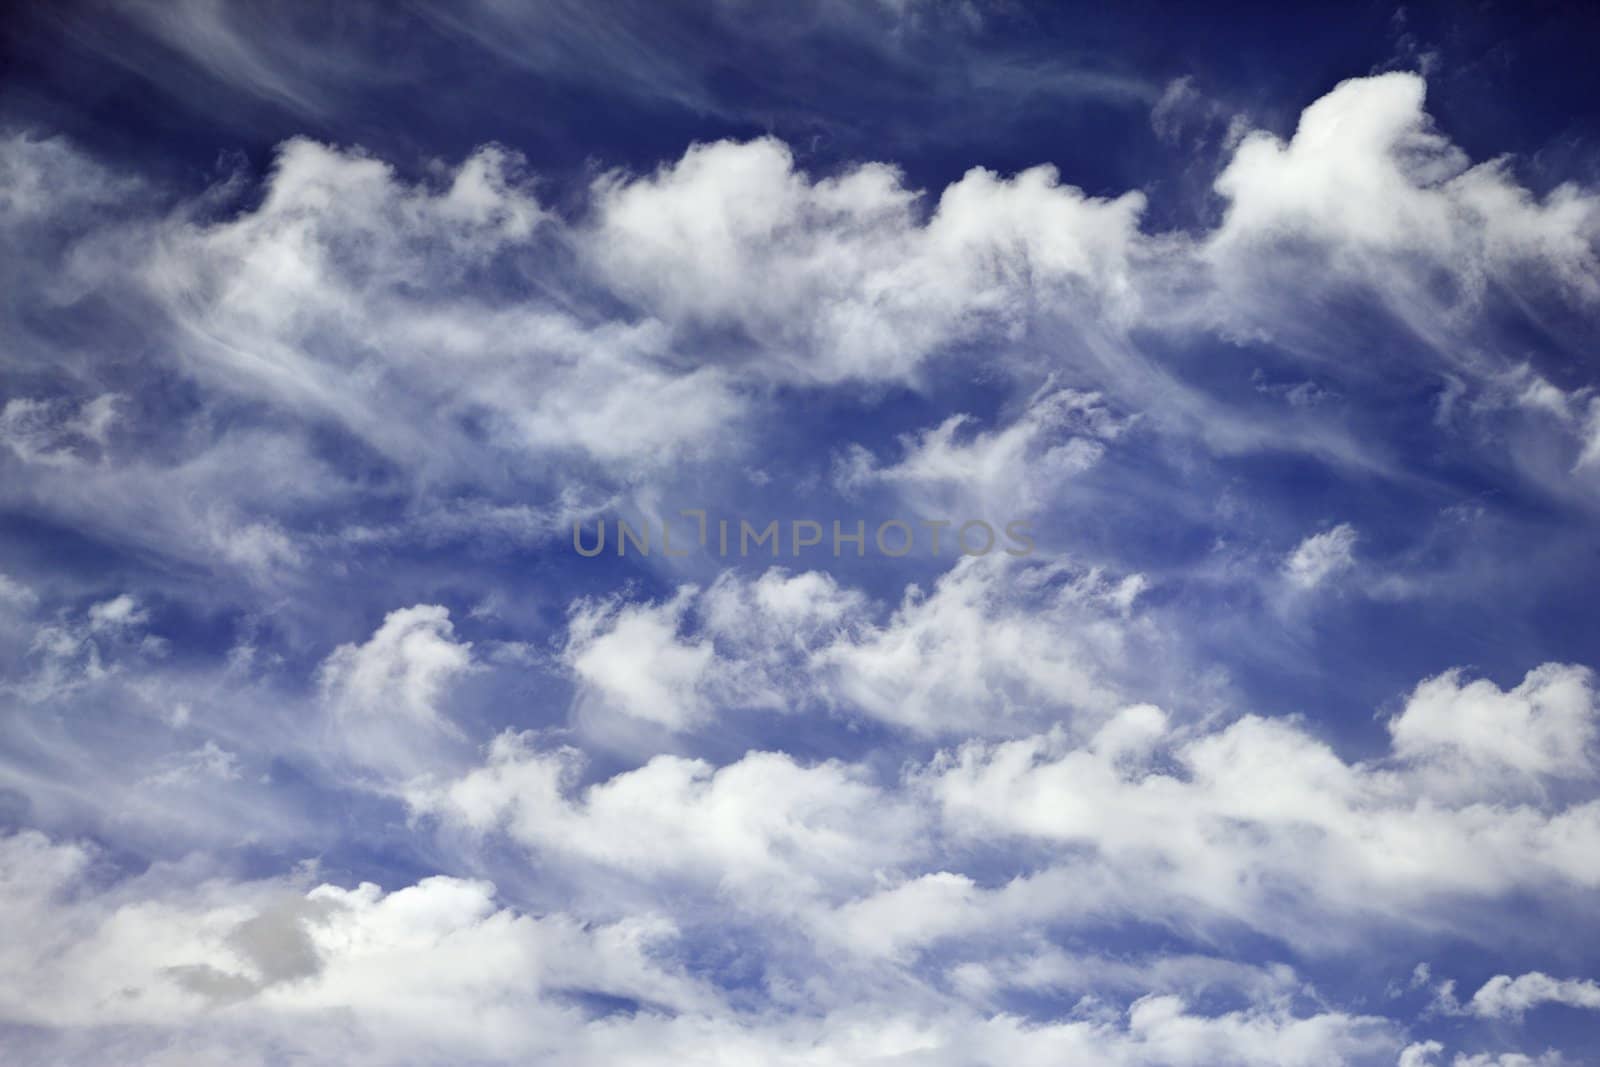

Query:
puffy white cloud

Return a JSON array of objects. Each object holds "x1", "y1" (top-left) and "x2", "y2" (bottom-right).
[
  {"x1": 141, "y1": 138, "x2": 739, "y2": 475},
  {"x1": 400, "y1": 644, "x2": 1600, "y2": 967},
  {"x1": 1468, "y1": 972, "x2": 1600, "y2": 1020},
  {"x1": 561, "y1": 568, "x2": 874, "y2": 734},
  {"x1": 1213, "y1": 73, "x2": 1468, "y2": 255},
  {"x1": 556, "y1": 558, "x2": 1151, "y2": 737},
  {"x1": 410, "y1": 736, "x2": 920, "y2": 914},
  {"x1": 7, "y1": 64, "x2": 1600, "y2": 1067},
  {"x1": 1398, "y1": 1043, "x2": 1569, "y2": 1067},
  {"x1": 321, "y1": 605, "x2": 473, "y2": 727},
  {"x1": 586, "y1": 137, "x2": 1147, "y2": 384},
  {"x1": 563, "y1": 588, "x2": 722, "y2": 731},
  {"x1": 6, "y1": 69, "x2": 1598, "y2": 599},
  {"x1": 699, "y1": 567, "x2": 869, "y2": 650},
  {"x1": 817, "y1": 555, "x2": 1149, "y2": 734},
  {"x1": 1282, "y1": 523, "x2": 1359, "y2": 590},
  {"x1": 836, "y1": 387, "x2": 1130, "y2": 514},
  {"x1": 1211, "y1": 72, "x2": 1600, "y2": 295},
  {"x1": 1400, "y1": 1043, "x2": 1446, "y2": 1067},
  {"x1": 1390, "y1": 664, "x2": 1597, "y2": 788},
  {"x1": 0, "y1": 828, "x2": 1411, "y2": 1066},
  {"x1": 319, "y1": 604, "x2": 475, "y2": 779},
  {"x1": 562, "y1": 568, "x2": 861, "y2": 730},
  {"x1": 916, "y1": 670, "x2": 1600, "y2": 946},
  {"x1": 0, "y1": 829, "x2": 704, "y2": 1055},
  {"x1": 1175, "y1": 73, "x2": 1600, "y2": 505},
  {"x1": 827, "y1": 870, "x2": 981, "y2": 959},
  {"x1": 6, "y1": 588, "x2": 1597, "y2": 1064}
]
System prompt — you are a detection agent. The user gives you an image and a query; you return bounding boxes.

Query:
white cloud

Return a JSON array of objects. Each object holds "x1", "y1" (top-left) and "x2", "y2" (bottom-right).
[
  {"x1": 6, "y1": 592, "x2": 161, "y2": 704},
  {"x1": 563, "y1": 588, "x2": 720, "y2": 730},
  {"x1": 0, "y1": 572, "x2": 38, "y2": 611},
  {"x1": 141, "y1": 740, "x2": 243, "y2": 788},
  {"x1": 1209, "y1": 70, "x2": 1596, "y2": 296},
  {"x1": 400, "y1": 647, "x2": 1600, "y2": 966},
  {"x1": 6, "y1": 69, "x2": 1598, "y2": 598},
  {"x1": 1283, "y1": 523, "x2": 1358, "y2": 590},
  {"x1": 1207, "y1": 72, "x2": 1600, "y2": 380},
  {"x1": 836, "y1": 386, "x2": 1130, "y2": 514},
  {"x1": 562, "y1": 569, "x2": 871, "y2": 733},
  {"x1": 410, "y1": 737, "x2": 920, "y2": 915},
  {"x1": 586, "y1": 136, "x2": 1147, "y2": 384},
  {"x1": 128, "y1": 137, "x2": 742, "y2": 485},
  {"x1": 1150, "y1": 76, "x2": 1205, "y2": 144},
  {"x1": 0, "y1": 394, "x2": 120, "y2": 468},
  {"x1": 0, "y1": 132, "x2": 140, "y2": 225},
  {"x1": 0, "y1": 829, "x2": 703, "y2": 1050},
  {"x1": 1399, "y1": 1043, "x2": 1569, "y2": 1067},
  {"x1": 1390, "y1": 664, "x2": 1597, "y2": 788},
  {"x1": 6, "y1": 65, "x2": 1600, "y2": 1067},
  {"x1": 321, "y1": 605, "x2": 473, "y2": 727},
  {"x1": 88, "y1": 593, "x2": 148, "y2": 631},
  {"x1": 1468, "y1": 972, "x2": 1600, "y2": 1020},
  {"x1": 818, "y1": 555, "x2": 1149, "y2": 734},
  {"x1": 916, "y1": 669, "x2": 1600, "y2": 947},
  {"x1": 1213, "y1": 73, "x2": 1469, "y2": 255},
  {"x1": 0, "y1": 827, "x2": 1411, "y2": 1066},
  {"x1": 319, "y1": 604, "x2": 475, "y2": 779},
  {"x1": 556, "y1": 558, "x2": 1151, "y2": 737}
]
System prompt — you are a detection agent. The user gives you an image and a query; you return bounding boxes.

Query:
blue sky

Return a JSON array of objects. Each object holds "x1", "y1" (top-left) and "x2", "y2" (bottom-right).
[{"x1": 3, "y1": 2, "x2": 1600, "y2": 1064}]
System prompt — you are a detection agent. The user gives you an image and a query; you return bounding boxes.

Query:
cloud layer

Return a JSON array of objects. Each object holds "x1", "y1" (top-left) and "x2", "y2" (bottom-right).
[{"x1": 3, "y1": 14, "x2": 1600, "y2": 1063}]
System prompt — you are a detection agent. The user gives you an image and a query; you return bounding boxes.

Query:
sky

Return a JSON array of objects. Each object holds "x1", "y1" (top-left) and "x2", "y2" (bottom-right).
[{"x1": 2, "y1": 1, "x2": 1600, "y2": 1064}]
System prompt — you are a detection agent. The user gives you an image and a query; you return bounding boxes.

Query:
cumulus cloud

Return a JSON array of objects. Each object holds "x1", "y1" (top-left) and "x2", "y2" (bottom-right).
[
  {"x1": 587, "y1": 136, "x2": 1147, "y2": 384},
  {"x1": 1389, "y1": 664, "x2": 1598, "y2": 788},
  {"x1": 562, "y1": 568, "x2": 871, "y2": 733},
  {"x1": 319, "y1": 604, "x2": 475, "y2": 780},
  {"x1": 1399, "y1": 1043, "x2": 1567, "y2": 1067},
  {"x1": 399, "y1": 636, "x2": 1600, "y2": 971},
  {"x1": 6, "y1": 54, "x2": 1600, "y2": 1067},
  {"x1": 1468, "y1": 972, "x2": 1600, "y2": 1020},
  {"x1": 1199, "y1": 71, "x2": 1600, "y2": 454},
  {"x1": 1211, "y1": 72, "x2": 1600, "y2": 292},
  {"x1": 817, "y1": 555, "x2": 1150, "y2": 734},
  {"x1": 6, "y1": 68, "x2": 1598, "y2": 602},
  {"x1": 1283, "y1": 523, "x2": 1359, "y2": 590},
  {"x1": 556, "y1": 558, "x2": 1151, "y2": 737},
  {"x1": 916, "y1": 668, "x2": 1600, "y2": 947},
  {"x1": 0, "y1": 827, "x2": 1414, "y2": 1066},
  {"x1": 0, "y1": 829, "x2": 704, "y2": 1056},
  {"x1": 563, "y1": 588, "x2": 722, "y2": 731},
  {"x1": 142, "y1": 138, "x2": 739, "y2": 473},
  {"x1": 410, "y1": 736, "x2": 922, "y2": 919},
  {"x1": 836, "y1": 386, "x2": 1131, "y2": 514}
]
